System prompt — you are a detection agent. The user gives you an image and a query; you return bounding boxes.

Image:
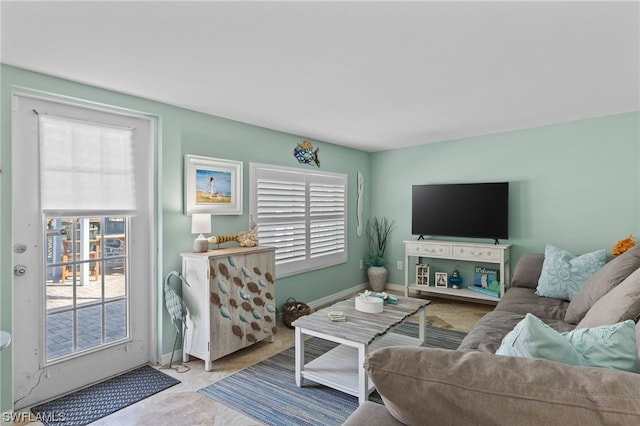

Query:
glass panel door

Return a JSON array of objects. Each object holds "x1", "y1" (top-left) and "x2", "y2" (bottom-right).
[{"x1": 44, "y1": 216, "x2": 128, "y2": 362}]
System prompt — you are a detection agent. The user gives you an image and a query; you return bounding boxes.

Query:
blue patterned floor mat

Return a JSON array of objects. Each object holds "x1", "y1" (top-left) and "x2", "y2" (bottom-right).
[{"x1": 31, "y1": 365, "x2": 180, "y2": 426}]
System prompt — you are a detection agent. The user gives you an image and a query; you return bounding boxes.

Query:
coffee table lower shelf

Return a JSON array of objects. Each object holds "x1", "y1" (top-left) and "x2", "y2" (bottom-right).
[{"x1": 301, "y1": 332, "x2": 420, "y2": 398}]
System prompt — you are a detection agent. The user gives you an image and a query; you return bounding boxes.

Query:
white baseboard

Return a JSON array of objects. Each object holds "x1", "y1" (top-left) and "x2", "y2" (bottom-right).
[
  {"x1": 158, "y1": 349, "x2": 184, "y2": 367},
  {"x1": 305, "y1": 282, "x2": 368, "y2": 310}
]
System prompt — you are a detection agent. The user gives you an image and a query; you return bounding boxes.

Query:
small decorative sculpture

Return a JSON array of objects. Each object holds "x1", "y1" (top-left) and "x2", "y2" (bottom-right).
[
  {"x1": 449, "y1": 268, "x2": 463, "y2": 289},
  {"x1": 207, "y1": 220, "x2": 258, "y2": 248}
]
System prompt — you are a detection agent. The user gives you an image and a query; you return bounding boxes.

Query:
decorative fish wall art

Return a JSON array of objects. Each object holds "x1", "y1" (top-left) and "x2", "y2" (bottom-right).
[{"x1": 293, "y1": 141, "x2": 320, "y2": 167}]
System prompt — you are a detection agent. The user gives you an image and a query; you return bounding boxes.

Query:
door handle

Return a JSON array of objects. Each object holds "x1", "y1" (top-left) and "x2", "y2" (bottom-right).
[{"x1": 14, "y1": 264, "x2": 27, "y2": 276}]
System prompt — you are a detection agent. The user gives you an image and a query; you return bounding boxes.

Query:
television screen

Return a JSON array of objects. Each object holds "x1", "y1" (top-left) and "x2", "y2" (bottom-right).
[{"x1": 411, "y1": 182, "x2": 509, "y2": 241}]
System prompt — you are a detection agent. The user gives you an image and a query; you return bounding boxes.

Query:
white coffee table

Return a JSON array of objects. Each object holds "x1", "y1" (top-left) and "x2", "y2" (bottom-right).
[{"x1": 292, "y1": 295, "x2": 430, "y2": 405}]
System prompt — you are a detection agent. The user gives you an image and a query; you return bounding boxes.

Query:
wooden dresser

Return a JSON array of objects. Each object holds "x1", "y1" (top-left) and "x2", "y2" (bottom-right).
[{"x1": 181, "y1": 246, "x2": 276, "y2": 371}]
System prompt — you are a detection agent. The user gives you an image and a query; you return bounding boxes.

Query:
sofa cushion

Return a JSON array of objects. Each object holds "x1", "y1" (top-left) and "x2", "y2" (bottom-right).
[
  {"x1": 494, "y1": 287, "x2": 569, "y2": 321},
  {"x1": 496, "y1": 313, "x2": 638, "y2": 372},
  {"x1": 364, "y1": 346, "x2": 640, "y2": 426},
  {"x1": 577, "y1": 266, "x2": 640, "y2": 328},
  {"x1": 457, "y1": 309, "x2": 574, "y2": 353},
  {"x1": 535, "y1": 244, "x2": 606, "y2": 301},
  {"x1": 565, "y1": 245, "x2": 640, "y2": 324},
  {"x1": 563, "y1": 320, "x2": 638, "y2": 372},
  {"x1": 496, "y1": 313, "x2": 581, "y2": 365},
  {"x1": 511, "y1": 253, "x2": 544, "y2": 289}
]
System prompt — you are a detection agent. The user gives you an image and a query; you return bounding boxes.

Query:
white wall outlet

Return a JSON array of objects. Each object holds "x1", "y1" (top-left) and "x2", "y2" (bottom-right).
[
  {"x1": 397, "y1": 260, "x2": 403, "y2": 270},
  {"x1": 359, "y1": 259, "x2": 364, "y2": 269}
]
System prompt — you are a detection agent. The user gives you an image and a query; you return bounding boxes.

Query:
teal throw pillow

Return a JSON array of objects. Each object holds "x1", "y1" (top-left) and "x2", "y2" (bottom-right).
[
  {"x1": 563, "y1": 320, "x2": 638, "y2": 372},
  {"x1": 496, "y1": 314, "x2": 639, "y2": 372},
  {"x1": 535, "y1": 244, "x2": 606, "y2": 301},
  {"x1": 495, "y1": 313, "x2": 580, "y2": 365}
]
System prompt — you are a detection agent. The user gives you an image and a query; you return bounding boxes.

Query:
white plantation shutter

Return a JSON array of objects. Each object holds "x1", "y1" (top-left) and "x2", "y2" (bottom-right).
[
  {"x1": 39, "y1": 114, "x2": 136, "y2": 215},
  {"x1": 250, "y1": 163, "x2": 347, "y2": 277},
  {"x1": 309, "y1": 179, "x2": 345, "y2": 258}
]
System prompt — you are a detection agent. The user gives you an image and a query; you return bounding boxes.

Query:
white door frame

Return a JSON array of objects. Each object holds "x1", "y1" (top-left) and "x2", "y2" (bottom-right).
[{"x1": 11, "y1": 89, "x2": 158, "y2": 409}]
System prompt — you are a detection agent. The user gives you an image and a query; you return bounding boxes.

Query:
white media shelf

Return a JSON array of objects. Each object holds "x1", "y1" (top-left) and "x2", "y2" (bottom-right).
[{"x1": 404, "y1": 240, "x2": 511, "y2": 305}]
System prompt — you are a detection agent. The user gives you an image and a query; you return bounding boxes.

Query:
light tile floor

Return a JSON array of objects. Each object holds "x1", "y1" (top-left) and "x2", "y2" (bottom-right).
[{"x1": 22, "y1": 294, "x2": 493, "y2": 425}]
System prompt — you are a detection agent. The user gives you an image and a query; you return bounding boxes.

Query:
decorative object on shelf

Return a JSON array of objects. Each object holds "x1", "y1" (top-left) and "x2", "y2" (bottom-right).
[
  {"x1": 613, "y1": 235, "x2": 636, "y2": 255},
  {"x1": 184, "y1": 154, "x2": 243, "y2": 215},
  {"x1": 474, "y1": 266, "x2": 499, "y2": 289},
  {"x1": 191, "y1": 213, "x2": 211, "y2": 253},
  {"x1": 449, "y1": 268, "x2": 463, "y2": 289},
  {"x1": 355, "y1": 290, "x2": 384, "y2": 313},
  {"x1": 365, "y1": 217, "x2": 396, "y2": 292},
  {"x1": 293, "y1": 140, "x2": 320, "y2": 167},
  {"x1": 328, "y1": 310, "x2": 346, "y2": 322},
  {"x1": 282, "y1": 297, "x2": 311, "y2": 328},
  {"x1": 469, "y1": 280, "x2": 501, "y2": 298},
  {"x1": 435, "y1": 272, "x2": 448, "y2": 288},
  {"x1": 367, "y1": 291, "x2": 399, "y2": 304},
  {"x1": 416, "y1": 263, "x2": 430, "y2": 286},
  {"x1": 356, "y1": 171, "x2": 364, "y2": 237}
]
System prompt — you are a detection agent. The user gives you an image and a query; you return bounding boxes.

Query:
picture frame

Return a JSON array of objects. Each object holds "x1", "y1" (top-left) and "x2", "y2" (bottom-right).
[
  {"x1": 435, "y1": 272, "x2": 448, "y2": 288},
  {"x1": 184, "y1": 155, "x2": 243, "y2": 215}
]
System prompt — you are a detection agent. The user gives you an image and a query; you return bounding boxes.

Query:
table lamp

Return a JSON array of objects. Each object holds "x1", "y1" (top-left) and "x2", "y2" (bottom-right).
[{"x1": 191, "y1": 213, "x2": 211, "y2": 252}]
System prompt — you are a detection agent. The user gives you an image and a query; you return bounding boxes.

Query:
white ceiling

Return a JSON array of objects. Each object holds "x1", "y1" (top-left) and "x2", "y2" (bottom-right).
[{"x1": 2, "y1": 1, "x2": 639, "y2": 152}]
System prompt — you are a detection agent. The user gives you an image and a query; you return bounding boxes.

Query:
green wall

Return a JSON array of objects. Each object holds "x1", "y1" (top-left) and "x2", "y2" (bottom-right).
[
  {"x1": 1, "y1": 64, "x2": 639, "y2": 415},
  {"x1": 371, "y1": 112, "x2": 640, "y2": 286},
  {"x1": 0, "y1": 65, "x2": 371, "y2": 414}
]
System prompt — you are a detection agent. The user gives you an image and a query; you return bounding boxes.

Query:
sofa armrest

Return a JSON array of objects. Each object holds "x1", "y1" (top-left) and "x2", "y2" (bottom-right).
[{"x1": 365, "y1": 346, "x2": 640, "y2": 426}]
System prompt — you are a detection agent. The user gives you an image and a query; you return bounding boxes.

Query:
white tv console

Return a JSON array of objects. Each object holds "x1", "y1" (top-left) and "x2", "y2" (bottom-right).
[{"x1": 404, "y1": 240, "x2": 511, "y2": 304}]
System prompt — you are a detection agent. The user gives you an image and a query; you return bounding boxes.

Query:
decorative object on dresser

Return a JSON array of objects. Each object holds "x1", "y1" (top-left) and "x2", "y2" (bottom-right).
[
  {"x1": 191, "y1": 213, "x2": 212, "y2": 253},
  {"x1": 181, "y1": 246, "x2": 276, "y2": 371},
  {"x1": 365, "y1": 217, "x2": 396, "y2": 292},
  {"x1": 404, "y1": 239, "x2": 511, "y2": 304}
]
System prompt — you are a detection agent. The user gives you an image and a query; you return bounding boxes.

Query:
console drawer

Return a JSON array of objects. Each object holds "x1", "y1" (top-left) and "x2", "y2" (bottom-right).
[
  {"x1": 406, "y1": 243, "x2": 451, "y2": 258},
  {"x1": 452, "y1": 246, "x2": 502, "y2": 262}
]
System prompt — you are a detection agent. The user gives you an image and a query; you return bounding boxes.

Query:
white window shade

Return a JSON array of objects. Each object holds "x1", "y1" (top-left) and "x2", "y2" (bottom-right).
[
  {"x1": 250, "y1": 163, "x2": 347, "y2": 277},
  {"x1": 39, "y1": 115, "x2": 136, "y2": 215}
]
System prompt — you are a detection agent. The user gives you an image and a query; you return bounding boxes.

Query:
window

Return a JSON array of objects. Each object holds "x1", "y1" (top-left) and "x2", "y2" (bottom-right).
[{"x1": 250, "y1": 163, "x2": 347, "y2": 277}]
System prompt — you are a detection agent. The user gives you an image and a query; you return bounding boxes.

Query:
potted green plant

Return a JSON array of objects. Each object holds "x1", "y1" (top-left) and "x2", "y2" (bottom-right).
[{"x1": 365, "y1": 217, "x2": 395, "y2": 292}]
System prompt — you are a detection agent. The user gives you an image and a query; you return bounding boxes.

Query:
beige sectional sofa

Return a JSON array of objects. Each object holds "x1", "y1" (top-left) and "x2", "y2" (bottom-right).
[{"x1": 344, "y1": 247, "x2": 640, "y2": 425}]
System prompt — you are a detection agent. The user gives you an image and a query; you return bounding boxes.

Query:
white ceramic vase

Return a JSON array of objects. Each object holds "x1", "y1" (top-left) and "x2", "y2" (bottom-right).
[{"x1": 367, "y1": 266, "x2": 388, "y2": 292}]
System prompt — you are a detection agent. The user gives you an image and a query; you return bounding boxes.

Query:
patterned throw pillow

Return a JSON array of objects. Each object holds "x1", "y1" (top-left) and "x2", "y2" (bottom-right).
[
  {"x1": 535, "y1": 244, "x2": 606, "y2": 301},
  {"x1": 495, "y1": 313, "x2": 580, "y2": 365},
  {"x1": 496, "y1": 313, "x2": 638, "y2": 372}
]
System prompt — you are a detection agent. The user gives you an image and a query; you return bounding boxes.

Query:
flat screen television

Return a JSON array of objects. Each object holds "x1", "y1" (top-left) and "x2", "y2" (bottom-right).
[{"x1": 412, "y1": 182, "x2": 509, "y2": 243}]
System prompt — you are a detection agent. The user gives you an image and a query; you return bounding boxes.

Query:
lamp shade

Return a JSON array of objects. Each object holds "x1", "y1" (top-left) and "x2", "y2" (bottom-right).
[{"x1": 191, "y1": 213, "x2": 212, "y2": 235}]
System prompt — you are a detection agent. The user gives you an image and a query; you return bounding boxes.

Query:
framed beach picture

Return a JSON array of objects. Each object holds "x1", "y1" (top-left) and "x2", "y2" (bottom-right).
[{"x1": 184, "y1": 155, "x2": 243, "y2": 215}]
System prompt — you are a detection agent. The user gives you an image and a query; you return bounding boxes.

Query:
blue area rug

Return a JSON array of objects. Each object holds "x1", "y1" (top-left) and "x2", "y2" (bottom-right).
[
  {"x1": 31, "y1": 365, "x2": 180, "y2": 426},
  {"x1": 199, "y1": 323, "x2": 466, "y2": 426}
]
